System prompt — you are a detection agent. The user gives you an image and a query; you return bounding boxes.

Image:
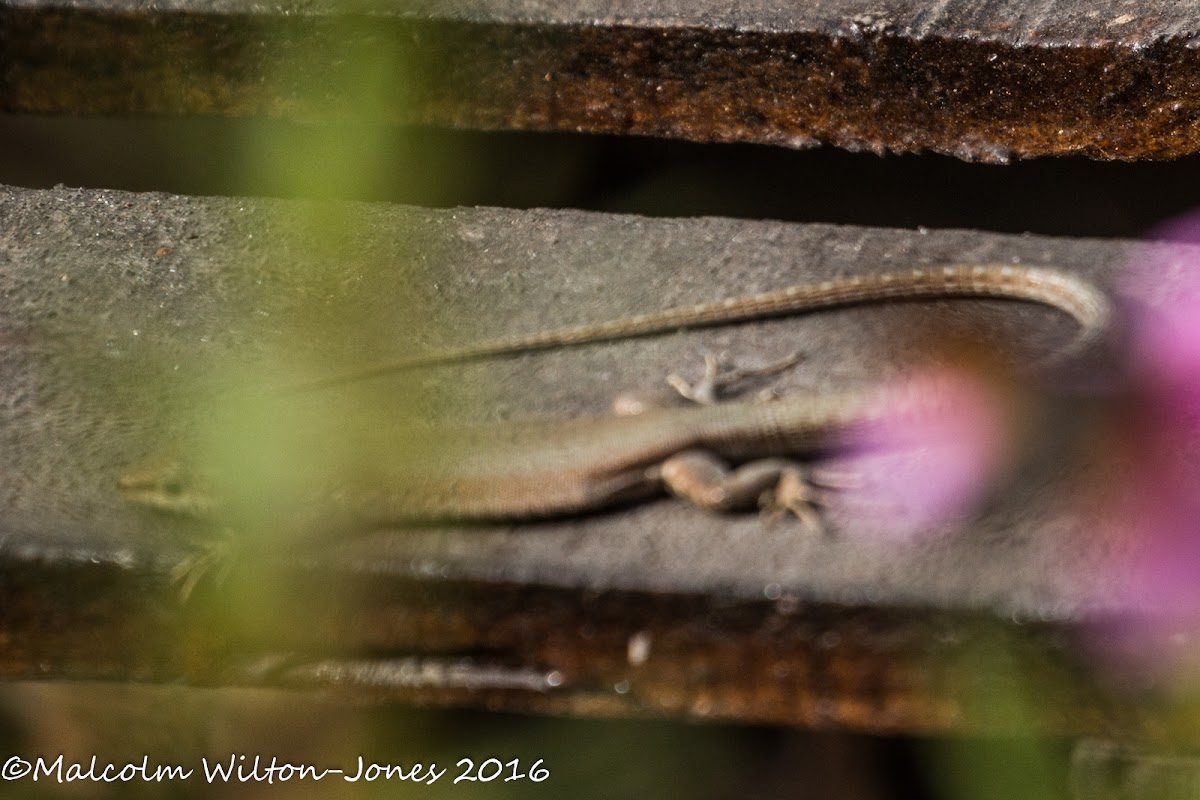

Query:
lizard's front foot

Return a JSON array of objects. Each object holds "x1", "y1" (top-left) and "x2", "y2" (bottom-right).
[{"x1": 170, "y1": 531, "x2": 237, "y2": 601}]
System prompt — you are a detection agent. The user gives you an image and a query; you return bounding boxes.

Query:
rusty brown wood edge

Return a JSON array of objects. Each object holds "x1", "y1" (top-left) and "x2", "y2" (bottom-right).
[
  {"x1": 0, "y1": 557, "x2": 1163, "y2": 738},
  {"x1": 2, "y1": 0, "x2": 1200, "y2": 161}
]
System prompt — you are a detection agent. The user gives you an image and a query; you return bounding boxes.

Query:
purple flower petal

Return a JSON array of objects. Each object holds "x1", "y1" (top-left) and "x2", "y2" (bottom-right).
[
  {"x1": 1090, "y1": 209, "x2": 1200, "y2": 676},
  {"x1": 833, "y1": 367, "x2": 1017, "y2": 541}
]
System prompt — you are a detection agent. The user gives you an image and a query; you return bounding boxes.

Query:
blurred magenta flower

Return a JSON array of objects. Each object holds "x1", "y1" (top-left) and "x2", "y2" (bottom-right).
[
  {"x1": 831, "y1": 364, "x2": 1022, "y2": 541},
  {"x1": 1088, "y1": 211, "x2": 1200, "y2": 677},
  {"x1": 814, "y1": 214, "x2": 1200, "y2": 679}
]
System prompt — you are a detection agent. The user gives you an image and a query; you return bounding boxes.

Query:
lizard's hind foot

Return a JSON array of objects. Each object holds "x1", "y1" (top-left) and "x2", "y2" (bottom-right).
[
  {"x1": 667, "y1": 352, "x2": 803, "y2": 405},
  {"x1": 659, "y1": 451, "x2": 827, "y2": 532},
  {"x1": 614, "y1": 352, "x2": 803, "y2": 415},
  {"x1": 759, "y1": 466, "x2": 826, "y2": 534}
]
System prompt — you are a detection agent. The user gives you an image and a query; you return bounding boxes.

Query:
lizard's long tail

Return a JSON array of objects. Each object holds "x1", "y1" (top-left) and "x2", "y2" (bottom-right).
[{"x1": 286, "y1": 264, "x2": 1111, "y2": 393}]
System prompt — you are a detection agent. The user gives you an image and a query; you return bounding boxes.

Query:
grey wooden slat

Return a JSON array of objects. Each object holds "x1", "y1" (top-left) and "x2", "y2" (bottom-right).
[
  {"x1": 3, "y1": 0, "x2": 1200, "y2": 160},
  {"x1": 0, "y1": 183, "x2": 1172, "y2": 733}
]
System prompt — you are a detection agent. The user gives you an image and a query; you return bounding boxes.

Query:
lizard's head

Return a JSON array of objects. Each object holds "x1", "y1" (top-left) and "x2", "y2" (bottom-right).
[{"x1": 116, "y1": 457, "x2": 219, "y2": 518}]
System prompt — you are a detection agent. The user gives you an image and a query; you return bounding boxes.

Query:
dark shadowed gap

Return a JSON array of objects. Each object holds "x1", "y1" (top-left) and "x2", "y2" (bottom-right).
[{"x1": 1, "y1": 114, "x2": 1196, "y2": 239}]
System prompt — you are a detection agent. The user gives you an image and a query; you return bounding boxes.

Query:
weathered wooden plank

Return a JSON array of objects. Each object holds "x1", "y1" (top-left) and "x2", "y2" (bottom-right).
[
  {"x1": 0, "y1": 183, "x2": 1172, "y2": 734},
  {"x1": 3, "y1": 0, "x2": 1200, "y2": 160}
]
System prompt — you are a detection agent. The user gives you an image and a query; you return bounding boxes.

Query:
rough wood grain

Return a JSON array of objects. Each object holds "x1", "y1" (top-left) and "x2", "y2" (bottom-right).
[{"x1": 3, "y1": 0, "x2": 1200, "y2": 160}]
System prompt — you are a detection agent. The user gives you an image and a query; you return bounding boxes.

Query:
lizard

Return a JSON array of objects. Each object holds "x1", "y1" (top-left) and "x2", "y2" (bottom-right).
[{"x1": 116, "y1": 263, "x2": 1112, "y2": 526}]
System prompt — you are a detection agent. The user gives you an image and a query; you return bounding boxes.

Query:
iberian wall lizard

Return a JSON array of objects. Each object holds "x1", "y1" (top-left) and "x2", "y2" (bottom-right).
[{"x1": 116, "y1": 264, "x2": 1111, "y2": 524}]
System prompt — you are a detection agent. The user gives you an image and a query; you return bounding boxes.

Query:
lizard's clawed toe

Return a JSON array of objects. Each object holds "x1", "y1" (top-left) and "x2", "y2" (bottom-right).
[
  {"x1": 667, "y1": 351, "x2": 805, "y2": 405},
  {"x1": 759, "y1": 468, "x2": 826, "y2": 534},
  {"x1": 170, "y1": 532, "x2": 237, "y2": 600}
]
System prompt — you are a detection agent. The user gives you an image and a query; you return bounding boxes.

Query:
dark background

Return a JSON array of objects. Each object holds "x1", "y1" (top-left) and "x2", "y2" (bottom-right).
[{"x1": 1, "y1": 114, "x2": 1194, "y2": 240}]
